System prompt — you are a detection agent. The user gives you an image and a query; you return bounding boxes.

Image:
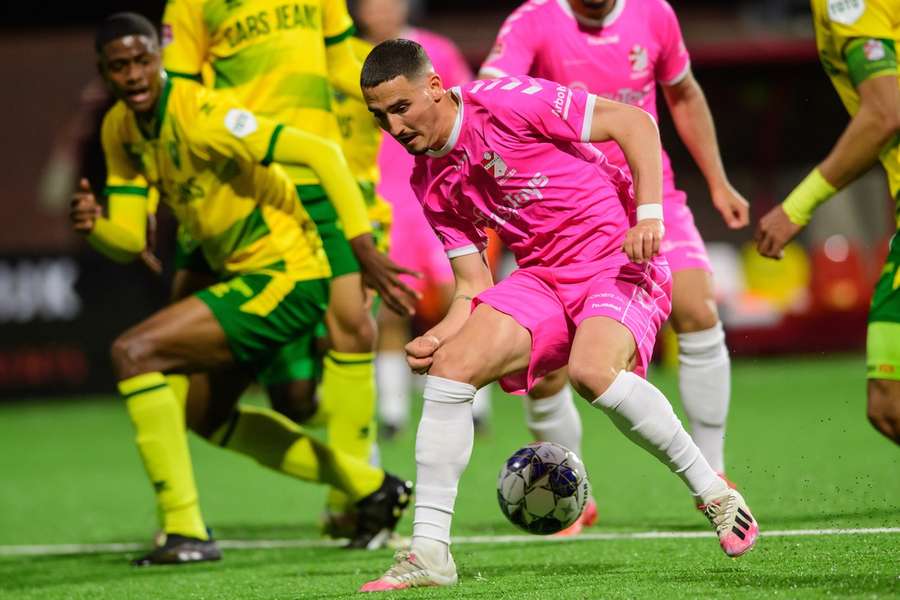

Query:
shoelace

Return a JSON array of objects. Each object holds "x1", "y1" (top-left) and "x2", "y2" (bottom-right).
[{"x1": 704, "y1": 494, "x2": 737, "y2": 534}]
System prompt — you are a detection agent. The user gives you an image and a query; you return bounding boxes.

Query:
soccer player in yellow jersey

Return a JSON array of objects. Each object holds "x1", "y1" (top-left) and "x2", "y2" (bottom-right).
[
  {"x1": 756, "y1": 0, "x2": 900, "y2": 445},
  {"x1": 70, "y1": 13, "x2": 411, "y2": 564},
  {"x1": 161, "y1": 2, "x2": 412, "y2": 498}
]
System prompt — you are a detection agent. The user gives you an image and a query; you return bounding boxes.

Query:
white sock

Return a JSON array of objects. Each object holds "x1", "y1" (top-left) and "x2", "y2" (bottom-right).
[
  {"x1": 678, "y1": 322, "x2": 730, "y2": 473},
  {"x1": 591, "y1": 371, "x2": 727, "y2": 503},
  {"x1": 411, "y1": 375, "x2": 475, "y2": 561},
  {"x1": 472, "y1": 385, "x2": 492, "y2": 421},
  {"x1": 524, "y1": 385, "x2": 583, "y2": 459},
  {"x1": 376, "y1": 351, "x2": 410, "y2": 428}
]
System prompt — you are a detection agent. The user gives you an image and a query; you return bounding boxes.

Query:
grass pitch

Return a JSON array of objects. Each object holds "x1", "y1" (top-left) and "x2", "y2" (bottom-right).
[{"x1": 0, "y1": 355, "x2": 897, "y2": 598}]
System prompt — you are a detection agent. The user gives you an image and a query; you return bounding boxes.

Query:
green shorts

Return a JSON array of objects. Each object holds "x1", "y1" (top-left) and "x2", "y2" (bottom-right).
[
  {"x1": 297, "y1": 184, "x2": 359, "y2": 278},
  {"x1": 867, "y1": 233, "x2": 900, "y2": 380},
  {"x1": 196, "y1": 272, "x2": 329, "y2": 374}
]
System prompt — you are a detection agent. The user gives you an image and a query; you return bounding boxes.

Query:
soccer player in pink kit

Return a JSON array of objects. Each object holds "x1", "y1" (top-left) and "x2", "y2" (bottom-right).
[
  {"x1": 354, "y1": 0, "x2": 492, "y2": 435},
  {"x1": 479, "y1": 0, "x2": 750, "y2": 488},
  {"x1": 359, "y1": 40, "x2": 759, "y2": 591}
]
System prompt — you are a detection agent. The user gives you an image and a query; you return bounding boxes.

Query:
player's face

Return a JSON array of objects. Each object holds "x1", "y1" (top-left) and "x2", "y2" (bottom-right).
[
  {"x1": 568, "y1": 0, "x2": 616, "y2": 20},
  {"x1": 99, "y1": 35, "x2": 162, "y2": 114},
  {"x1": 365, "y1": 73, "x2": 446, "y2": 156},
  {"x1": 357, "y1": 0, "x2": 409, "y2": 43}
]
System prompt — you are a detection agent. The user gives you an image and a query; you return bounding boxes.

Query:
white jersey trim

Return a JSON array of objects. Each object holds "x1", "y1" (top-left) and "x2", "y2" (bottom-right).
[
  {"x1": 447, "y1": 244, "x2": 480, "y2": 258},
  {"x1": 427, "y1": 87, "x2": 464, "y2": 158},
  {"x1": 660, "y1": 61, "x2": 691, "y2": 87},
  {"x1": 478, "y1": 66, "x2": 508, "y2": 79},
  {"x1": 581, "y1": 93, "x2": 598, "y2": 143},
  {"x1": 557, "y1": 0, "x2": 626, "y2": 27}
]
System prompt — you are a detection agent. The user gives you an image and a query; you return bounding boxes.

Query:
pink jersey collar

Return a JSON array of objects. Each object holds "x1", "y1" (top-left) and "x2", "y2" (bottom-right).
[
  {"x1": 556, "y1": 0, "x2": 627, "y2": 28},
  {"x1": 426, "y1": 87, "x2": 464, "y2": 158}
]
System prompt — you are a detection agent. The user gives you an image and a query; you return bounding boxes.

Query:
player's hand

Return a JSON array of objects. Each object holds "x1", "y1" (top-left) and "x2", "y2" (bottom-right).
[
  {"x1": 406, "y1": 334, "x2": 440, "y2": 374},
  {"x1": 755, "y1": 204, "x2": 803, "y2": 260},
  {"x1": 711, "y1": 181, "x2": 750, "y2": 229},
  {"x1": 69, "y1": 178, "x2": 101, "y2": 235},
  {"x1": 350, "y1": 233, "x2": 422, "y2": 316},
  {"x1": 623, "y1": 219, "x2": 664, "y2": 264},
  {"x1": 140, "y1": 213, "x2": 163, "y2": 276}
]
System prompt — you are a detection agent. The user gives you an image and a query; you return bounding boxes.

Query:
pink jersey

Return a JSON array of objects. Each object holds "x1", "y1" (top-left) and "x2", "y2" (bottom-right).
[
  {"x1": 411, "y1": 77, "x2": 636, "y2": 269},
  {"x1": 377, "y1": 28, "x2": 473, "y2": 215},
  {"x1": 480, "y1": 0, "x2": 690, "y2": 205}
]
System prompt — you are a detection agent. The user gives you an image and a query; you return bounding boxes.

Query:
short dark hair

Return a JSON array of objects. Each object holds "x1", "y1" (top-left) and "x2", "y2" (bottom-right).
[
  {"x1": 95, "y1": 12, "x2": 158, "y2": 54},
  {"x1": 361, "y1": 39, "x2": 433, "y2": 89}
]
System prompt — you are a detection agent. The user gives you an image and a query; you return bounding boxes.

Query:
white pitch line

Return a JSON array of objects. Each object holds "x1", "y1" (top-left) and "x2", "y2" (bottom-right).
[{"x1": 0, "y1": 527, "x2": 897, "y2": 558}]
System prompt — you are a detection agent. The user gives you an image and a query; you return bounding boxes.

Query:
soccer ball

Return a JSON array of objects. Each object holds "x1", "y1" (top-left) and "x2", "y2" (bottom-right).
[{"x1": 496, "y1": 441, "x2": 589, "y2": 535}]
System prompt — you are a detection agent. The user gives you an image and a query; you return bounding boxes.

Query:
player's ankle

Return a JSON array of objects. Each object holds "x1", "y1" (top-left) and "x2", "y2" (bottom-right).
[
  {"x1": 411, "y1": 536, "x2": 450, "y2": 564},
  {"x1": 697, "y1": 477, "x2": 730, "y2": 505}
]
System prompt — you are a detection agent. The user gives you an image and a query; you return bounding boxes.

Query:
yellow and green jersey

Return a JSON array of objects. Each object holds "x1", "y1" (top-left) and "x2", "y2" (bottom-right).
[
  {"x1": 812, "y1": 0, "x2": 900, "y2": 220},
  {"x1": 162, "y1": 0, "x2": 355, "y2": 186},
  {"x1": 101, "y1": 77, "x2": 329, "y2": 280},
  {"x1": 331, "y1": 36, "x2": 392, "y2": 232}
]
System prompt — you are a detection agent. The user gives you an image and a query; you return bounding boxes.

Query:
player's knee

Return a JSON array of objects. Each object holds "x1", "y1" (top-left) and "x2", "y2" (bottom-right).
[
  {"x1": 671, "y1": 297, "x2": 719, "y2": 334},
  {"x1": 268, "y1": 381, "x2": 318, "y2": 424},
  {"x1": 567, "y1": 358, "x2": 620, "y2": 401},
  {"x1": 529, "y1": 368, "x2": 568, "y2": 399},
  {"x1": 429, "y1": 343, "x2": 483, "y2": 387},
  {"x1": 867, "y1": 381, "x2": 900, "y2": 444},
  {"x1": 110, "y1": 332, "x2": 157, "y2": 381}
]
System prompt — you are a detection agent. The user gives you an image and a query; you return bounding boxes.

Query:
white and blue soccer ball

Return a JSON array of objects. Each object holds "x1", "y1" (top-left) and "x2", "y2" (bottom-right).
[{"x1": 496, "y1": 441, "x2": 589, "y2": 535}]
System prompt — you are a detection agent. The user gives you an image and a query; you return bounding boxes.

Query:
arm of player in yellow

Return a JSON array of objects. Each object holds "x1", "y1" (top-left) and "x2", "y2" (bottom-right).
[
  {"x1": 326, "y1": 37, "x2": 365, "y2": 102},
  {"x1": 88, "y1": 193, "x2": 148, "y2": 263},
  {"x1": 162, "y1": 0, "x2": 207, "y2": 81},
  {"x1": 662, "y1": 70, "x2": 749, "y2": 229},
  {"x1": 271, "y1": 125, "x2": 372, "y2": 240}
]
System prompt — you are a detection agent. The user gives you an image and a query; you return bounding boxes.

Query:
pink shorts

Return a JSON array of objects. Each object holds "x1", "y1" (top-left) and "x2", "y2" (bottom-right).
[
  {"x1": 387, "y1": 197, "x2": 454, "y2": 294},
  {"x1": 474, "y1": 256, "x2": 673, "y2": 394},
  {"x1": 662, "y1": 194, "x2": 713, "y2": 274}
]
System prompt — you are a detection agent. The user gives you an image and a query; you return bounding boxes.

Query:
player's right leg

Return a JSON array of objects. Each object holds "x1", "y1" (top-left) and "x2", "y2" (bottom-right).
[
  {"x1": 865, "y1": 234, "x2": 900, "y2": 445},
  {"x1": 360, "y1": 303, "x2": 534, "y2": 592}
]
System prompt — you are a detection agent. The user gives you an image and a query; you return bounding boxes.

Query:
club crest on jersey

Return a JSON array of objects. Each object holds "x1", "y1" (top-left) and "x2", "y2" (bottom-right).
[
  {"x1": 864, "y1": 38, "x2": 885, "y2": 61},
  {"x1": 827, "y1": 0, "x2": 865, "y2": 25},
  {"x1": 224, "y1": 109, "x2": 258, "y2": 138},
  {"x1": 629, "y1": 45, "x2": 649, "y2": 78},
  {"x1": 482, "y1": 150, "x2": 515, "y2": 183}
]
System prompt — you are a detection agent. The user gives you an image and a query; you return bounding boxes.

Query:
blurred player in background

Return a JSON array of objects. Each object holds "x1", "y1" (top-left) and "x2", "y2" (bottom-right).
[
  {"x1": 480, "y1": 0, "x2": 750, "y2": 493},
  {"x1": 353, "y1": 0, "x2": 493, "y2": 437},
  {"x1": 74, "y1": 13, "x2": 411, "y2": 564},
  {"x1": 756, "y1": 0, "x2": 900, "y2": 445},
  {"x1": 161, "y1": 0, "x2": 418, "y2": 532},
  {"x1": 359, "y1": 40, "x2": 759, "y2": 591}
]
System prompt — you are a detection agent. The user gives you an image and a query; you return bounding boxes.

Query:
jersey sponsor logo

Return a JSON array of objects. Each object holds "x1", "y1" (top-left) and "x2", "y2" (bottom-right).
[
  {"x1": 827, "y1": 0, "x2": 865, "y2": 25},
  {"x1": 550, "y1": 85, "x2": 574, "y2": 120},
  {"x1": 629, "y1": 45, "x2": 650, "y2": 78},
  {"x1": 864, "y1": 38, "x2": 886, "y2": 61},
  {"x1": 224, "y1": 109, "x2": 258, "y2": 138},
  {"x1": 223, "y1": 4, "x2": 320, "y2": 49}
]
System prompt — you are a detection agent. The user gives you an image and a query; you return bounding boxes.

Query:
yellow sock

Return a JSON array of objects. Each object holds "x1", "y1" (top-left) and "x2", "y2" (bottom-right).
[
  {"x1": 319, "y1": 351, "x2": 377, "y2": 512},
  {"x1": 165, "y1": 374, "x2": 190, "y2": 413},
  {"x1": 211, "y1": 405, "x2": 384, "y2": 502},
  {"x1": 119, "y1": 372, "x2": 207, "y2": 540}
]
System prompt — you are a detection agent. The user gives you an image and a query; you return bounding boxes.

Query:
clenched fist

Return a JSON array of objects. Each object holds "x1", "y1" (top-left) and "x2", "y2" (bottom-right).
[
  {"x1": 405, "y1": 334, "x2": 441, "y2": 374},
  {"x1": 69, "y1": 178, "x2": 101, "y2": 235},
  {"x1": 623, "y1": 218, "x2": 664, "y2": 264}
]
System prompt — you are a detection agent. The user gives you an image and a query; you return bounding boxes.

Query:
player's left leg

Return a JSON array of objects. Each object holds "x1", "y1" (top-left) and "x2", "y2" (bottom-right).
[
  {"x1": 567, "y1": 315, "x2": 757, "y2": 557},
  {"x1": 664, "y1": 201, "x2": 732, "y2": 475},
  {"x1": 865, "y1": 236, "x2": 900, "y2": 445}
]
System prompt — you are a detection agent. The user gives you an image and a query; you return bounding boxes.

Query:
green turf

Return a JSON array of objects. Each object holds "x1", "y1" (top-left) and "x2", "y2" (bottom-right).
[{"x1": 0, "y1": 355, "x2": 898, "y2": 598}]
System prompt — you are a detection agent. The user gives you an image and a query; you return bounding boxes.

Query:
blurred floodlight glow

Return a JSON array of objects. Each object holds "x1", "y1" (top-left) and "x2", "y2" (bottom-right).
[{"x1": 823, "y1": 234, "x2": 850, "y2": 263}]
